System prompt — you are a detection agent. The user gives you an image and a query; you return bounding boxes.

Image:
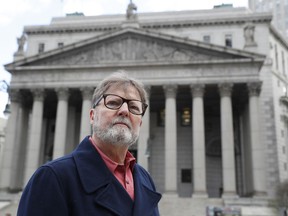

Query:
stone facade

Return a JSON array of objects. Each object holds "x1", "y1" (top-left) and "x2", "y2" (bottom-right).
[
  {"x1": 1, "y1": 5, "x2": 288, "y2": 216},
  {"x1": 249, "y1": 0, "x2": 288, "y2": 38}
]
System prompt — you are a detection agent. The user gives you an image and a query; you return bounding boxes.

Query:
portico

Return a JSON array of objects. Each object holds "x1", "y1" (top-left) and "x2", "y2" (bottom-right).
[
  {"x1": 1, "y1": 26, "x2": 266, "y2": 200},
  {"x1": 0, "y1": 80, "x2": 265, "y2": 199}
]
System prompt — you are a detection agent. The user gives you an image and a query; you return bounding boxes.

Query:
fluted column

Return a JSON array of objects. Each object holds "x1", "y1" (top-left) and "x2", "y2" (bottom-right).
[
  {"x1": 53, "y1": 88, "x2": 69, "y2": 159},
  {"x1": 191, "y1": 84, "x2": 208, "y2": 197},
  {"x1": 219, "y1": 83, "x2": 237, "y2": 197},
  {"x1": 79, "y1": 87, "x2": 94, "y2": 141},
  {"x1": 138, "y1": 86, "x2": 150, "y2": 171},
  {"x1": 24, "y1": 89, "x2": 45, "y2": 184},
  {"x1": 164, "y1": 85, "x2": 177, "y2": 193},
  {"x1": 247, "y1": 82, "x2": 266, "y2": 196},
  {"x1": 0, "y1": 90, "x2": 21, "y2": 189}
]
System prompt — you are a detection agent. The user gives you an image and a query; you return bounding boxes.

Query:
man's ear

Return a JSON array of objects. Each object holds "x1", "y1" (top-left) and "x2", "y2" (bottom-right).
[{"x1": 89, "y1": 109, "x2": 94, "y2": 124}]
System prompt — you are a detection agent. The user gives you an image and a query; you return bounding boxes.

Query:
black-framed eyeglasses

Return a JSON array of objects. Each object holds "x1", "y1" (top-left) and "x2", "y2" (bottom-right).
[{"x1": 93, "y1": 94, "x2": 148, "y2": 116}]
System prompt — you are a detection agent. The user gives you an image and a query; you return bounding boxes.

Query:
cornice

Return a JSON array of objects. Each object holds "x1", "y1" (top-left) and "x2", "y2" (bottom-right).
[
  {"x1": 141, "y1": 13, "x2": 272, "y2": 30},
  {"x1": 24, "y1": 10, "x2": 272, "y2": 35},
  {"x1": 24, "y1": 25, "x2": 120, "y2": 35},
  {"x1": 5, "y1": 58, "x2": 265, "y2": 73},
  {"x1": 6, "y1": 27, "x2": 266, "y2": 70},
  {"x1": 269, "y1": 25, "x2": 288, "y2": 49}
]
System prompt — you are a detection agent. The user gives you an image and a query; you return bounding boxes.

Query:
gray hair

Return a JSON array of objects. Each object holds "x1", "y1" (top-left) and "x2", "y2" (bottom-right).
[{"x1": 92, "y1": 71, "x2": 147, "y2": 106}]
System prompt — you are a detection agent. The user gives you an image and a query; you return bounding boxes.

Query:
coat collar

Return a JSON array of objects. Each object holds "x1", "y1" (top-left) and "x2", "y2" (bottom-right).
[
  {"x1": 133, "y1": 166, "x2": 162, "y2": 215},
  {"x1": 73, "y1": 136, "x2": 161, "y2": 216},
  {"x1": 73, "y1": 136, "x2": 111, "y2": 193}
]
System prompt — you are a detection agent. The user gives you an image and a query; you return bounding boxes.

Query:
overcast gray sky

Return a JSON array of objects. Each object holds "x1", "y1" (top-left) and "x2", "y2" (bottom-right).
[{"x1": 0, "y1": 0, "x2": 248, "y2": 117}]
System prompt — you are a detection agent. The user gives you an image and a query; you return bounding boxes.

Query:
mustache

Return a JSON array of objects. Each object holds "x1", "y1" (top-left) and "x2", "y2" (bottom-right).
[{"x1": 111, "y1": 117, "x2": 132, "y2": 129}]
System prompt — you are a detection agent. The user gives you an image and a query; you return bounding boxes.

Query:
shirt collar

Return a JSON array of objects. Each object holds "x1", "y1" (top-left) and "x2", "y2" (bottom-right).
[{"x1": 89, "y1": 137, "x2": 136, "y2": 173}]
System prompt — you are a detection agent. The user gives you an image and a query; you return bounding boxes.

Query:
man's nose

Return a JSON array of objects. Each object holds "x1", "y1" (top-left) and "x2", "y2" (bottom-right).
[{"x1": 117, "y1": 102, "x2": 129, "y2": 116}]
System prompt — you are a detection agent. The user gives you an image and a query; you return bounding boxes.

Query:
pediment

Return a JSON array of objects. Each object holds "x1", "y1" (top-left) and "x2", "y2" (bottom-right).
[{"x1": 7, "y1": 28, "x2": 265, "y2": 68}]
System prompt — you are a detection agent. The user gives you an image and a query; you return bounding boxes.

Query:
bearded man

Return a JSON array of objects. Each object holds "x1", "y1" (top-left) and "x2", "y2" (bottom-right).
[{"x1": 17, "y1": 71, "x2": 161, "y2": 216}]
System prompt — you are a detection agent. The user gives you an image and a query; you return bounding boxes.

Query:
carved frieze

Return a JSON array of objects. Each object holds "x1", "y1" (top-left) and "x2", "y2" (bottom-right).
[{"x1": 32, "y1": 35, "x2": 222, "y2": 66}]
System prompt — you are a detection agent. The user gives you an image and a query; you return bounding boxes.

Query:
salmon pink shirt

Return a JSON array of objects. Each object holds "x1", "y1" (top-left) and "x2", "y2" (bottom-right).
[{"x1": 89, "y1": 137, "x2": 135, "y2": 200}]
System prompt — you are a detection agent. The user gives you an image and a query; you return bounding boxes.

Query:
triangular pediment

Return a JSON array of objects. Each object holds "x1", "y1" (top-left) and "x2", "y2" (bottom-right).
[{"x1": 6, "y1": 28, "x2": 265, "y2": 69}]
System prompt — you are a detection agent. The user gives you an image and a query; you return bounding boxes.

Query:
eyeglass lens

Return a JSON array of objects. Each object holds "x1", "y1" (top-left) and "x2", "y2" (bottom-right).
[{"x1": 104, "y1": 94, "x2": 144, "y2": 115}]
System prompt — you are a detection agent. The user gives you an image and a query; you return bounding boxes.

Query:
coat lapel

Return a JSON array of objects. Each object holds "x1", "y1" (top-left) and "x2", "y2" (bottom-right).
[
  {"x1": 73, "y1": 137, "x2": 133, "y2": 216},
  {"x1": 133, "y1": 165, "x2": 162, "y2": 216},
  {"x1": 93, "y1": 182, "x2": 134, "y2": 216},
  {"x1": 73, "y1": 137, "x2": 161, "y2": 216}
]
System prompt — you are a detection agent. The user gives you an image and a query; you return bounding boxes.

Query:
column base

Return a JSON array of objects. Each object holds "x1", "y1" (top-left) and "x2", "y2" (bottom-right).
[
  {"x1": 253, "y1": 191, "x2": 267, "y2": 198},
  {"x1": 192, "y1": 191, "x2": 208, "y2": 198},
  {"x1": 221, "y1": 192, "x2": 239, "y2": 199},
  {"x1": 162, "y1": 192, "x2": 178, "y2": 198}
]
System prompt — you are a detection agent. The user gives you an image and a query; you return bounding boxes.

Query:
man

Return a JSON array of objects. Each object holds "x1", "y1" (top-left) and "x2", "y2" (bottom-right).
[{"x1": 17, "y1": 72, "x2": 162, "y2": 216}]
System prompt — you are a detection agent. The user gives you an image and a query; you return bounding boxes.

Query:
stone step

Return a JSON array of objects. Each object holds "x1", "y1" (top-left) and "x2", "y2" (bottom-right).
[
  {"x1": 158, "y1": 194, "x2": 278, "y2": 216},
  {"x1": 0, "y1": 202, "x2": 18, "y2": 216}
]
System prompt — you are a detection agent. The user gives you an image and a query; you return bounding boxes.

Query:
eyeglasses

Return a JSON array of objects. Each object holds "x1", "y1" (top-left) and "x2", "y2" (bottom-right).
[{"x1": 93, "y1": 94, "x2": 148, "y2": 116}]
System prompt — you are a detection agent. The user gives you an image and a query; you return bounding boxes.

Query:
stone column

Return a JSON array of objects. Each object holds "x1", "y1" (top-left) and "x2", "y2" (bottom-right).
[
  {"x1": 191, "y1": 84, "x2": 208, "y2": 197},
  {"x1": 0, "y1": 90, "x2": 21, "y2": 189},
  {"x1": 79, "y1": 87, "x2": 93, "y2": 141},
  {"x1": 53, "y1": 88, "x2": 69, "y2": 159},
  {"x1": 138, "y1": 86, "x2": 150, "y2": 171},
  {"x1": 247, "y1": 82, "x2": 266, "y2": 196},
  {"x1": 10, "y1": 99, "x2": 29, "y2": 191},
  {"x1": 24, "y1": 89, "x2": 45, "y2": 184},
  {"x1": 164, "y1": 85, "x2": 177, "y2": 193},
  {"x1": 219, "y1": 83, "x2": 237, "y2": 197}
]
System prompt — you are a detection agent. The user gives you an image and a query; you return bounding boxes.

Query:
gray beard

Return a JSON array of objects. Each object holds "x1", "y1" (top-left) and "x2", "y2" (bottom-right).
[{"x1": 93, "y1": 117, "x2": 138, "y2": 147}]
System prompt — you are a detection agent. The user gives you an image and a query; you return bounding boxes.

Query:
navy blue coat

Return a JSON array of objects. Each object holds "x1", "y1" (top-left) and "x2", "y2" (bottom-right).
[{"x1": 17, "y1": 136, "x2": 162, "y2": 216}]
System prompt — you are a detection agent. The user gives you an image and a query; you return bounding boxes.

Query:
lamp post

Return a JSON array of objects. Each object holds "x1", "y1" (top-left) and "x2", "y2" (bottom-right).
[{"x1": 0, "y1": 80, "x2": 10, "y2": 118}]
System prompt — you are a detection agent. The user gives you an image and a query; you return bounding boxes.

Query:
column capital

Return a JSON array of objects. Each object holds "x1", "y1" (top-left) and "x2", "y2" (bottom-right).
[
  {"x1": 190, "y1": 84, "x2": 205, "y2": 98},
  {"x1": 80, "y1": 87, "x2": 94, "y2": 101},
  {"x1": 247, "y1": 82, "x2": 262, "y2": 97},
  {"x1": 218, "y1": 83, "x2": 233, "y2": 97},
  {"x1": 9, "y1": 89, "x2": 21, "y2": 103},
  {"x1": 163, "y1": 85, "x2": 177, "y2": 98},
  {"x1": 31, "y1": 88, "x2": 45, "y2": 101},
  {"x1": 145, "y1": 85, "x2": 151, "y2": 97},
  {"x1": 56, "y1": 88, "x2": 69, "y2": 100}
]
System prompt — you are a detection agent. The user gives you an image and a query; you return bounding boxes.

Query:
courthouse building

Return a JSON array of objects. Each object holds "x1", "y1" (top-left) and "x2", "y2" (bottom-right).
[{"x1": 1, "y1": 3, "x2": 288, "y2": 215}]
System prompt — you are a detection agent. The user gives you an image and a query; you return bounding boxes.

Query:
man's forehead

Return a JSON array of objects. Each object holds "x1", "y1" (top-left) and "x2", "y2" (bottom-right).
[{"x1": 106, "y1": 84, "x2": 140, "y2": 97}]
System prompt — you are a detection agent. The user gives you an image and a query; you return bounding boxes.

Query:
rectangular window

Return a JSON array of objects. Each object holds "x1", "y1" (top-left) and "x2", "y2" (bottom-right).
[
  {"x1": 203, "y1": 35, "x2": 211, "y2": 43},
  {"x1": 225, "y1": 34, "x2": 232, "y2": 47},
  {"x1": 58, "y1": 42, "x2": 64, "y2": 48},
  {"x1": 181, "y1": 169, "x2": 192, "y2": 183},
  {"x1": 282, "y1": 51, "x2": 286, "y2": 76},
  {"x1": 38, "y1": 43, "x2": 45, "y2": 53},
  {"x1": 275, "y1": 44, "x2": 279, "y2": 70}
]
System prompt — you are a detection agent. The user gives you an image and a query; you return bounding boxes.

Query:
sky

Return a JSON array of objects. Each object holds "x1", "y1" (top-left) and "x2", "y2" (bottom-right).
[{"x1": 0, "y1": 0, "x2": 248, "y2": 118}]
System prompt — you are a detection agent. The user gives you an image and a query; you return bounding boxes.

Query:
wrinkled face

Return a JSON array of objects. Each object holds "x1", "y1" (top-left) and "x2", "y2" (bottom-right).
[{"x1": 90, "y1": 85, "x2": 143, "y2": 147}]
